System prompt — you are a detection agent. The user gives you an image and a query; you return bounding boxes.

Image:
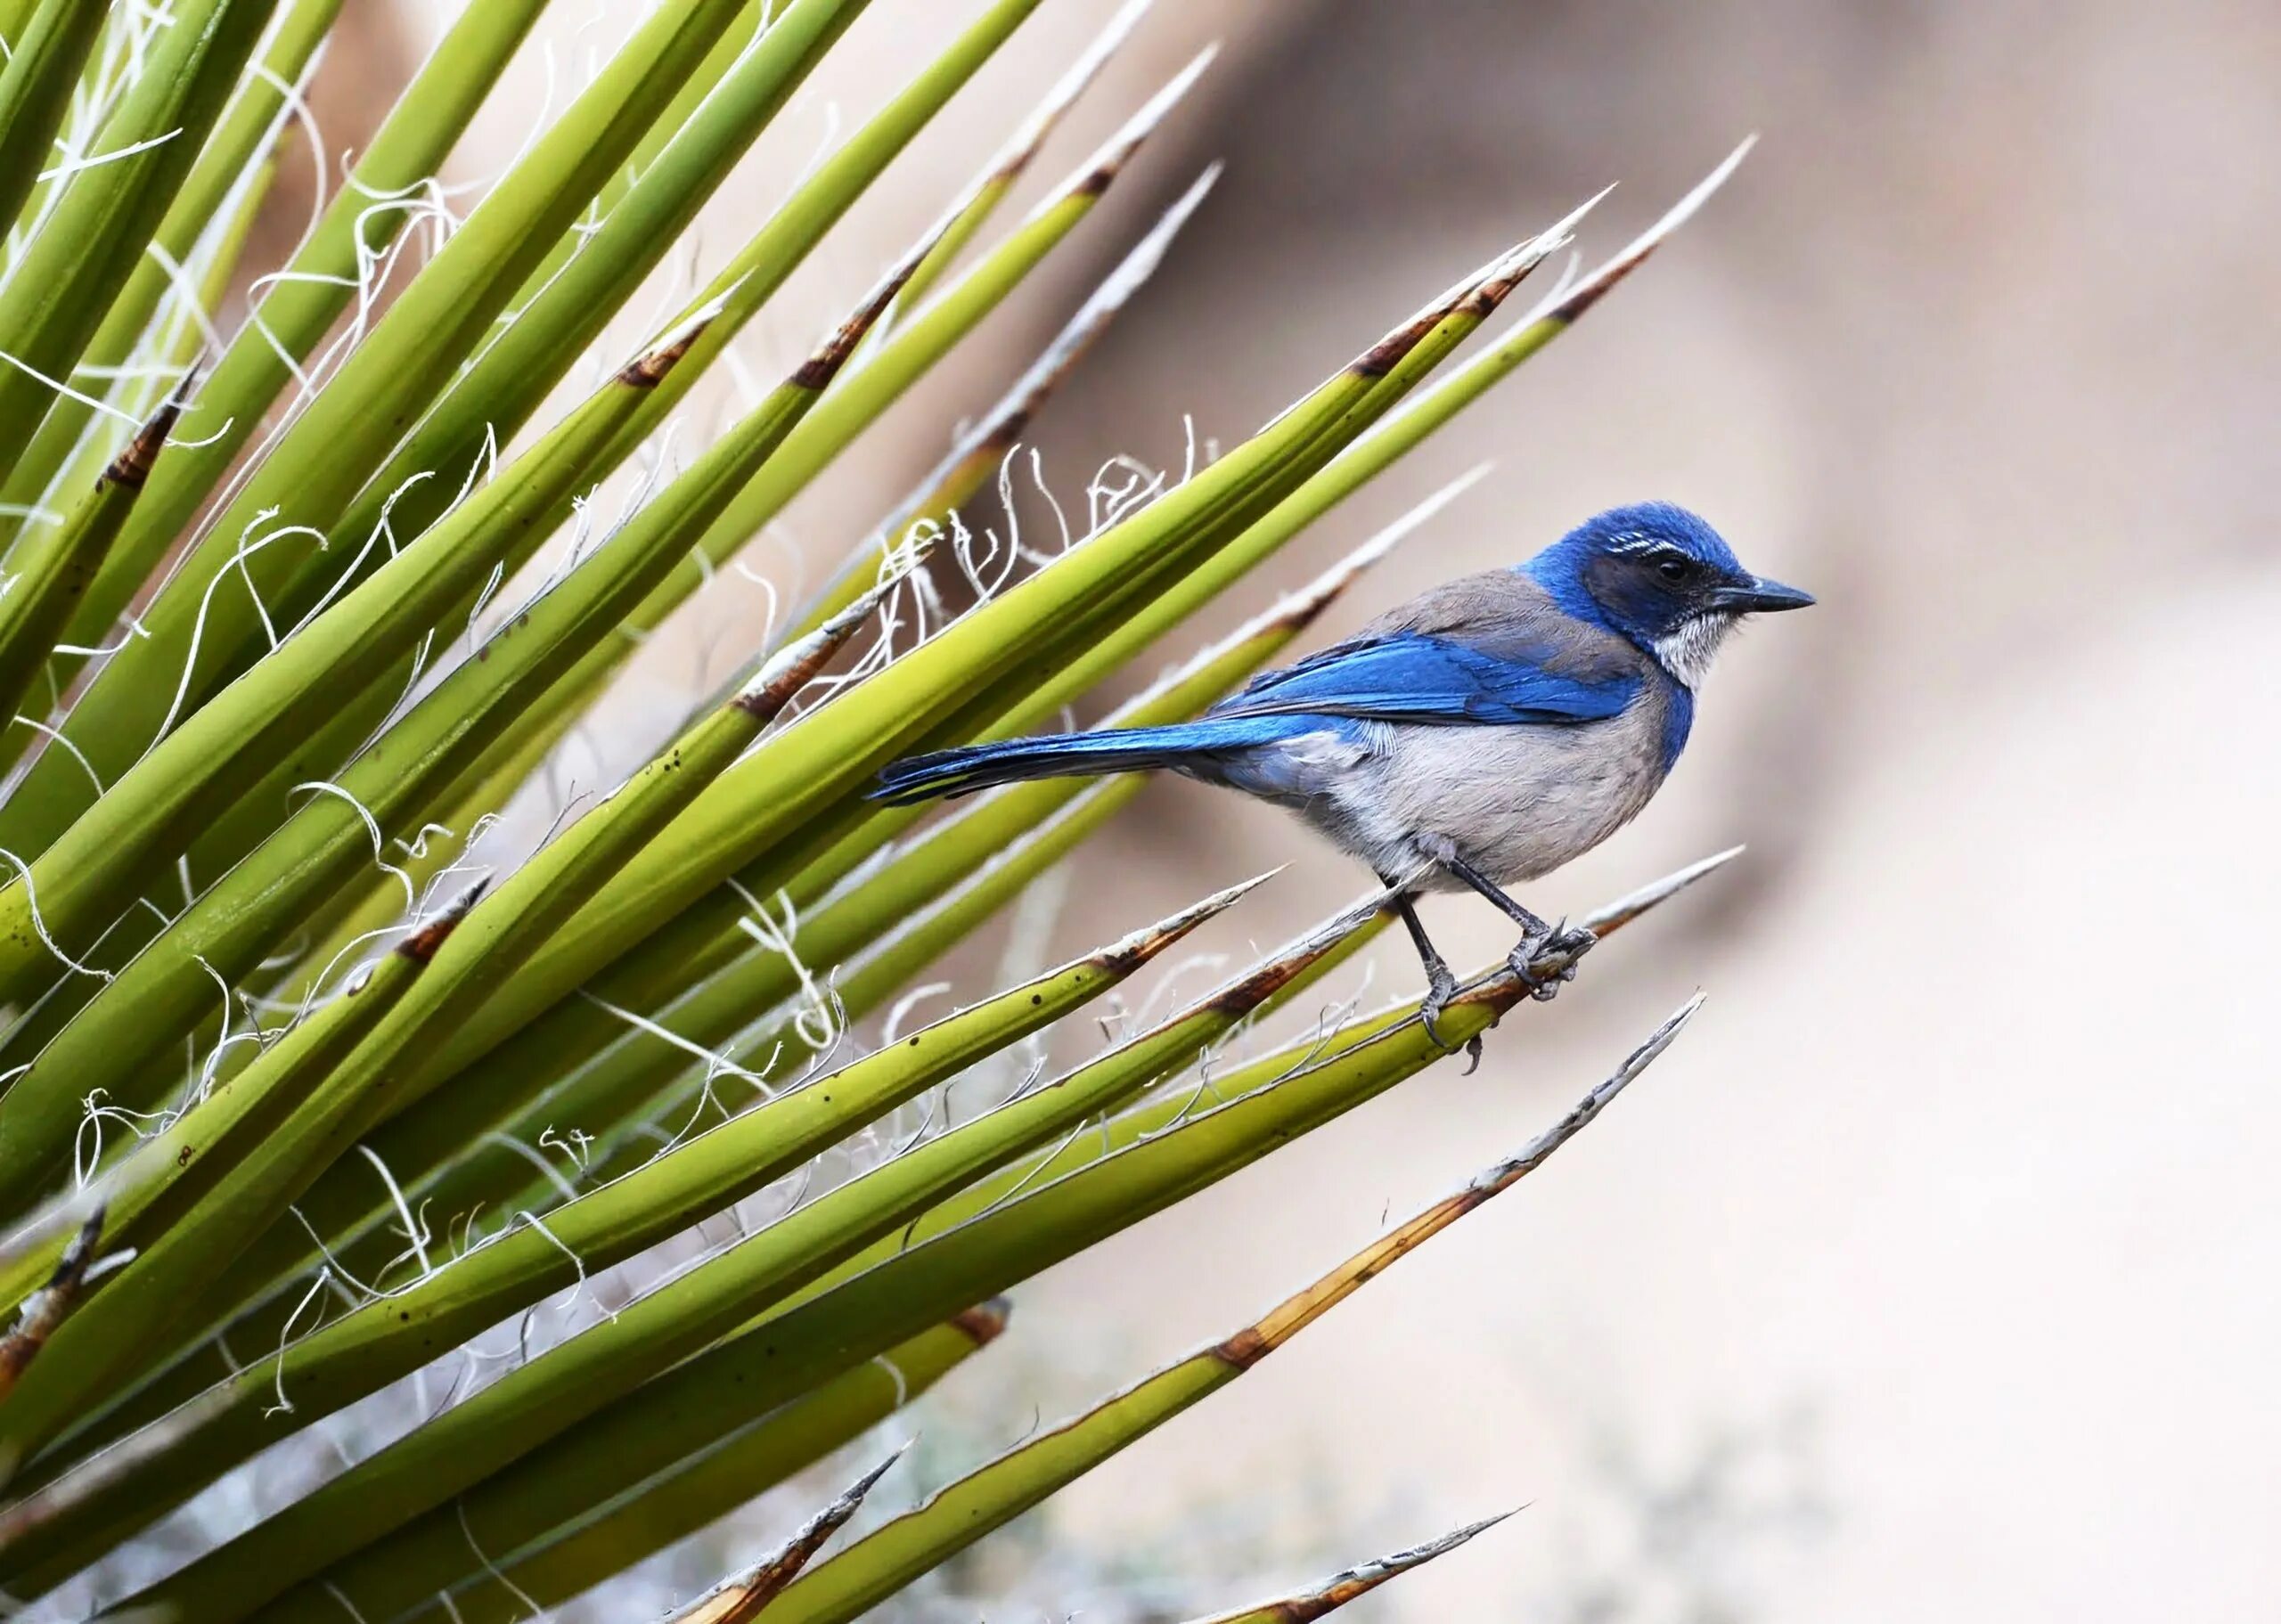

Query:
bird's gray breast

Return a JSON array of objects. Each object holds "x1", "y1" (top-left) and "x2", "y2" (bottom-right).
[{"x1": 1284, "y1": 690, "x2": 1674, "y2": 887}]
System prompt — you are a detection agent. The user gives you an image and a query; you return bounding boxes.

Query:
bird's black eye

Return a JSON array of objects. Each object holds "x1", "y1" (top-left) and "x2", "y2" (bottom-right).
[{"x1": 1655, "y1": 557, "x2": 1689, "y2": 582}]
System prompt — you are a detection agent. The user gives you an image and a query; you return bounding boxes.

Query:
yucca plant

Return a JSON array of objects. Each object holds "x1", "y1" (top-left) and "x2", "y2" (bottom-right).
[{"x1": 0, "y1": 2, "x2": 1754, "y2": 1617}]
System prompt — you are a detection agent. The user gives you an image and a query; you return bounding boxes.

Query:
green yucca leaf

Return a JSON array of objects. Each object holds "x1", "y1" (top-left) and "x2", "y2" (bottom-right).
[
  {"x1": 50, "y1": 0, "x2": 551, "y2": 676},
  {"x1": 0, "y1": 0, "x2": 751, "y2": 862},
  {"x1": 0, "y1": 881, "x2": 1232, "y2": 1590},
  {"x1": 0, "y1": 0, "x2": 343, "y2": 538},
  {"x1": 0, "y1": 394, "x2": 179, "y2": 736},
  {"x1": 0, "y1": 316, "x2": 699, "y2": 1024},
  {"x1": 503, "y1": 6, "x2": 769, "y2": 323},
  {"x1": 0, "y1": 234, "x2": 950, "y2": 1209},
  {"x1": 668, "y1": 1449, "x2": 910, "y2": 1624},
  {"x1": 159, "y1": 0, "x2": 1069, "y2": 978},
  {"x1": 0, "y1": 894, "x2": 470, "y2": 1331},
  {"x1": 400, "y1": 1308, "x2": 1010, "y2": 1624},
  {"x1": 276, "y1": 515, "x2": 1391, "y2": 1297},
  {"x1": 241, "y1": 0, "x2": 877, "y2": 653},
  {"x1": 850, "y1": 0, "x2": 1157, "y2": 371},
  {"x1": 110, "y1": 908, "x2": 1367, "y2": 1621},
  {"x1": 248, "y1": 924, "x2": 1592, "y2": 1621},
  {"x1": 316, "y1": 54, "x2": 1212, "y2": 917},
  {"x1": 333, "y1": 240, "x2": 1521, "y2": 1147},
  {"x1": 754, "y1": 847, "x2": 1737, "y2": 1329},
  {"x1": 1180, "y1": 1515, "x2": 1513, "y2": 1623},
  {"x1": 673, "y1": 48, "x2": 1214, "y2": 643},
  {"x1": 0, "y1": 577, "x2": 910, "y2": 1477},
  {"x1": 0, "y1": 0, "x2": 275, "y2": 486},
  {"x1": 789, "y1": 158, "x2": 1222, "y2": 642},
  {"x1": 758, "y1": 991, "x2": 1693, "y2": 1624},
  {"x1": 0, "y1": 0, "x2": 109, "y2": 246},
  {"x1": 0, "y1": 141, "x2": 274, "y2": 791},
  {"x1": 282, "y1": 157, "x2": 1210, "y2": 999},
  {"x1": 197, "y1": 853, "x2": 1732, "y2": 1620}
]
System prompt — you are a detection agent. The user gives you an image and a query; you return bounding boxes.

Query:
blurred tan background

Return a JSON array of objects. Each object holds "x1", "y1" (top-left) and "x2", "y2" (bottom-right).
[{"x1": 377, "y1": 1, "x2": 2281, "y2": 1617}]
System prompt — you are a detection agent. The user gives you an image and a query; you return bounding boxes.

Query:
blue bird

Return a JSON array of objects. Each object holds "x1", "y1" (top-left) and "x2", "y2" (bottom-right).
[{"x1": 875, "y1": 502, "x2": 1812, "y2": 1042}]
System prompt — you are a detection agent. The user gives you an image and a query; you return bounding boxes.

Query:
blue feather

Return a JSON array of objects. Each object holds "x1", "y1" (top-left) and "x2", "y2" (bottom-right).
[
  {"x1": 868, "y1": 716, "x2": 1318, "y2": 804},
  {"x1": 1210, "y1": 632, "x2": 1638, "y2": 727}
]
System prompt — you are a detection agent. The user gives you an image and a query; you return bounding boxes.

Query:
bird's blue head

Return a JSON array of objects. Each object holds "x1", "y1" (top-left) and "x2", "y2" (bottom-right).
[{"x1": 1523, "y1": 502, "x2": 1813, "y2": 687}]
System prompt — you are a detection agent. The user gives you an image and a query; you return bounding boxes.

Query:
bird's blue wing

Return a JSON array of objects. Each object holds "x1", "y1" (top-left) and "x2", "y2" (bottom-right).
[{"x1": 1207, "y1": 631, "x2": 1639, "y2": 727}]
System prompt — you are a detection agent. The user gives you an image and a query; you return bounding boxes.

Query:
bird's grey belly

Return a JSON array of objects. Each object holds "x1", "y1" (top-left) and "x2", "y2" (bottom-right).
[{"x1": 1206, "y1": 714, "x2": 1668, "y2": 888}]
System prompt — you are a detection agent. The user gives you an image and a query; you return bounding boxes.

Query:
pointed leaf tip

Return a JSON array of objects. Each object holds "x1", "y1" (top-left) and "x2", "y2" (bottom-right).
[
  {"x1": 989, "y1": 0, "x2": 1161, "y2": 184},
  {"x1": 736, "y1": 552, "x2": 923, "y2": 715},
  {"x1": 1464, "y1": 184, "x2": 1615, "y2": 316},
  {"x1": 964, "y1": 161, "x2": 1220, "y2": 460},
  {"x1": 791, "y1": 231, "x2": 944, "y2": 392},
  {"x1": 1070, "y1": 43, "x2": 1218, "y2": 199},
  {"x1": 102, "y1": 371, "x2": 201, "y2": 491},
  {"x1": 1104, "y1": 868, "x2": 1281, "y2": 970},
  {"x1": 673, "y1": 1446, "x2": 910, "y2": 1623},
  {"x1": 1582, "y1": 844, "x2": 1745, "y2": 937},
  {"x1": 1528, "y1": 139, "x2": 1754, "y2": 327},
  {"x1": 1447, "y1": 995, "x2": 1703, "y2": 1209},
  {"x1": 397, "y1": 875, "x2": 491, "y2": 964},
  {"x1": 1207, "y1": 898, "x2": 1371, "y2": 1016},
  {"x1": 1189, "y1": 1507, "x2": 1512, "y2": 1620},
  {"x1": 620, "y1": 307, "x2": 715, "y2": 388}
]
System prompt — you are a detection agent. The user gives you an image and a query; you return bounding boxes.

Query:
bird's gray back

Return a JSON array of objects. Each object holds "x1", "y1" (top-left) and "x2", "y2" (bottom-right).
[{"x1": 1353, "y1": 567, "x2": 1637, "y2": 683}]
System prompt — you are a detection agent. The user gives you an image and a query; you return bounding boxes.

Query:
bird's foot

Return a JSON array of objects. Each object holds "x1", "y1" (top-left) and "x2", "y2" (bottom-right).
[
  {"x1": 1418, "y1": 961, "x2": 1484, "y2": 1073},
  {"x1": 1508, "y1": 920, "x2": 1598, "y2": 1002}
]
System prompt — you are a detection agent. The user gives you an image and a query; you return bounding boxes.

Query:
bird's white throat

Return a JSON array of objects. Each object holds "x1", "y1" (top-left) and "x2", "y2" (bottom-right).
[{"x1": 1652, "y1": 612, "x2": 1737, "y2": 689}]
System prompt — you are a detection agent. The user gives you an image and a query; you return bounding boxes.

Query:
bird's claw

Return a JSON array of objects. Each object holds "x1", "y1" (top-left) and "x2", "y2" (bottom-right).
[
  {"x1": 1509, "y1": 920, "x2": 1597, "y2": 1001},
  {"x1": 1418, "y1": 964, "x2": 1486, "y2": 1073}
]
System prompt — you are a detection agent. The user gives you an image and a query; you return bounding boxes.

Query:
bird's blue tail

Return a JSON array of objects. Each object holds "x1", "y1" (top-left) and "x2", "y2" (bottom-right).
[{"x1": 871, "y1": 721, "x2": 1239, "y2": 804}]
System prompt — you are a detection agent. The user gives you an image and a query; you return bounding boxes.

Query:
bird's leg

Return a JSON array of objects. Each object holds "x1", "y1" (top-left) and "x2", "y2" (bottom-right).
[
  {"x1": 1378, "y1": 871, "x2": 1481, "y2": 1072},
  {"x1": 1437, "y1": 853, "x2": 1598, "y2": 1002}
]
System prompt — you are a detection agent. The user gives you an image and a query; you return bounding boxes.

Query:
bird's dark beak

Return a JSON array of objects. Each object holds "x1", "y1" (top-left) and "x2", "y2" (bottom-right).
[{"x1": 1711, "y1": 574, "x2": 1815, "y2": 615}]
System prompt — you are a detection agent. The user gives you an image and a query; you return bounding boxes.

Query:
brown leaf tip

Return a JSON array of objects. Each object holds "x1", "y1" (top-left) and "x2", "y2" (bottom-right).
[
  {"x1": 1350, "y1": 301, "x2": 1457, "y2": 379},
  {"x1": 792, "y1": 254, "x2": 923, "y2": 392},
  {"x1": 397, "y1": 878, "x2": 488, "y2": 964},
  {"x1": 1551, "y1": 241, "x2": 1659, "y2": 324},
  {"x1": 620, "y1": 315, "x2": 713, "y2": 388},
  {"x1": 732, "y1": 632, "x2": 840, "y2": 719},
  {"x1": 1462, "y1": 248, "x2": 1551, "y2": 319},
  {"x1": 952, "y1": 1296, "x2": 1013, "y2": 1345},
  {"x1": 102, "y1": 395, "x2": 188, "y2": 491},
  {"x1": 1104, "y1": 869, "x2": 1278, "y2": 973},
  {"x1": 1214, "y1": 1324, "x2": 1271, "y2": 1371},
  {"x1": 0, "y1": 1204, "x2": 108, "y2": 1391},
  {"x1": 1208, "y1": 913, "x2": 1349, "y2": 1015},
  {"x1": 974, "y1": 402, "x2": 1036, "y2": 458}
]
